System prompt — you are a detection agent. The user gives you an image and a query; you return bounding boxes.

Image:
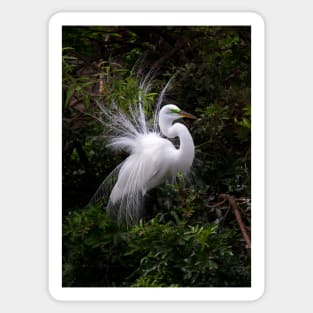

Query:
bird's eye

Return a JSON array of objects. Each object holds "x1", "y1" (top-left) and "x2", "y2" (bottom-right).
[{"x1": 170, "y1": 108, "x2": 181, "y2": 113}]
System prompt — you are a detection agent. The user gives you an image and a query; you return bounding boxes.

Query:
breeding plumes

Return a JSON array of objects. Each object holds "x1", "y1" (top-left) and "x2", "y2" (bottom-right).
[{"x1": 89, "y1": 80, "x2": 196, "y2": 224}]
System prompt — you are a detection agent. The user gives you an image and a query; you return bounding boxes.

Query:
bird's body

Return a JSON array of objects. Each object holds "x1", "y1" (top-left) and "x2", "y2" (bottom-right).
[
  {"x1": 90, "y1": 103, "x2": 196, "y2": 224},
  {"x1": 110, "y1": 133, "x2": 176, "y2": 203}
]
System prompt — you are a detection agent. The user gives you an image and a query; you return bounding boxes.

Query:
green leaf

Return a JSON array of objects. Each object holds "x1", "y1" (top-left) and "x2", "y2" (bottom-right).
[{"x1": 64, "y1": 86, "x2": 74, "y2": 108}]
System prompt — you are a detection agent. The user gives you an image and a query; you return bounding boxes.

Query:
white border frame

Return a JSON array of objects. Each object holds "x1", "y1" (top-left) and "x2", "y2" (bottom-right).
[{"x1": 49, "y1": 12, "x2": 264, "y2": 301}]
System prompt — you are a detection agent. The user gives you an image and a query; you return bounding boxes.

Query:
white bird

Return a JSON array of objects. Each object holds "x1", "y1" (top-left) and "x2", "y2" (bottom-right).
[{"x1": 90, "y1": 103, "x2": 196, "y2": 224}]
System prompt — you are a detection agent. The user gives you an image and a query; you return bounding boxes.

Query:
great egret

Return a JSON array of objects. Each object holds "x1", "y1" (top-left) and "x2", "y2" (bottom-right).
[{"x1": 90, "y1": 102, "x2": 196, "y2": 224}]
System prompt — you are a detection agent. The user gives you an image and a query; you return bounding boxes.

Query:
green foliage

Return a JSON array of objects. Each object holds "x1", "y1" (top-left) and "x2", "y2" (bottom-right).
[
  {"x1": 128, "y1": 219, "x2": 249, "y2": 287},
  {"x1": 62, "y1": 26, "x2": 251, "y2": 287},
  {"x1": 63, "y1": 205, "x2": 129, "y2": 286},
  {"x1": 63, "y1": 205, "x2": 250, "y2": 287}
]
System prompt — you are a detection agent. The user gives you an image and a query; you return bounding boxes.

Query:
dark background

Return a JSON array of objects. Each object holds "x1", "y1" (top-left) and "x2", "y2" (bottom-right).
[{"x1": 62, "y1": 26, "x2": 251, "y2": 287}]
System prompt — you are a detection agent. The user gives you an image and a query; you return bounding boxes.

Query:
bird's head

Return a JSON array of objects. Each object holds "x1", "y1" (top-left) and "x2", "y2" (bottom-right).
[{"x1": 160, "y1": 104, "x2": 197, "y2": 122}]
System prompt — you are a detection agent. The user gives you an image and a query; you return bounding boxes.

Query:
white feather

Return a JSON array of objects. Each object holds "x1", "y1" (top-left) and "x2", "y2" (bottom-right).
[{"x1": 89, "y1": 80, "x2": 195, "y2": 225}]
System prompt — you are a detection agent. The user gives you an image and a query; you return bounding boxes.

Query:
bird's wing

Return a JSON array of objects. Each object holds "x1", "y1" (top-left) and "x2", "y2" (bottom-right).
[
  {"x1": 106, "y1": 135, "x2": 177, "y2": 224},
  {"x1": 110, "y1": 137, "x2": 174, "y2": 199},
  {"x1": 140, "y1": 141, "x2": 176, "y2": 192}
]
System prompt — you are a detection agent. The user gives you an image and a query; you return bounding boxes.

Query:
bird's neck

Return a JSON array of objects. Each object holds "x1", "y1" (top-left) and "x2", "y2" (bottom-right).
[{"x1": 160, "y1": 120, "x2": 195, "y2": 172}]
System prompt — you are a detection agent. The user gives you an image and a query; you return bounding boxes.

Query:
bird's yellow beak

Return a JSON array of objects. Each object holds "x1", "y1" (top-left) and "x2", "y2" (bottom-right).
[{"x1": 179, "y1": 111, "x2": 197, "y2": 119}]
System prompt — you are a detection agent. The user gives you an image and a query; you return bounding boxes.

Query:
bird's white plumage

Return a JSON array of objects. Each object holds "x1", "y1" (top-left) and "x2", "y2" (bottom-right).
[
  {"x1": 90, "y1": 100, "x2": 195, "y2": 224},
  {"x1": 110, "y1": 133, "x2": 178, "y2": 203}
]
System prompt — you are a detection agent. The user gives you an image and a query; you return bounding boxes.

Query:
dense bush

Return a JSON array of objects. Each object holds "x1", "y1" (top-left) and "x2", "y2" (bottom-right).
[
  {"x1": 62, "y1": 26, "x2": 251, "y2": 287},
  {"x1": 63, "y1": 205, "x2": 250, "y2": 287}
]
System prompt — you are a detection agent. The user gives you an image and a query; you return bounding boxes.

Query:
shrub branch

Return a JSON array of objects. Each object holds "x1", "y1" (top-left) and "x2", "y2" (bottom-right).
[{"x1": 219, "y1": 194, "x2": 251, "y2": 249}]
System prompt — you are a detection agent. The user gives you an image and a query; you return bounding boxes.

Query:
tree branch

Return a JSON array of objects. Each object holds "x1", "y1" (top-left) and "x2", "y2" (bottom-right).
[{"x1": 219, "y1": 194, "x2": 251, "y2": 249}]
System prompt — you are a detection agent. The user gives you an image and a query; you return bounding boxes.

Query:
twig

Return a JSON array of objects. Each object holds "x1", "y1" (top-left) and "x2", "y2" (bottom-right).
[
  {"x1": 236, "y1": 198, "x2": 251, "y2": 204},
  {"x1": 219, "y1": 194, "x2": 251, "y2": 249},
  {"x1": 220, "y1": 206, "x2": 231, "y2": 229},
  {"x1": 207, "y1": 199, "x2": 226, "y2": 208}
]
